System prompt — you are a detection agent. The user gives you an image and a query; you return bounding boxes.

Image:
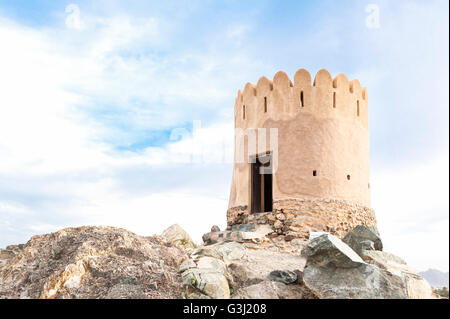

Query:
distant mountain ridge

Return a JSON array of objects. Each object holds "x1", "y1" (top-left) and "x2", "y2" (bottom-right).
[{"x1": 419, "y1": 269, "x2": 449, "y2": 288}]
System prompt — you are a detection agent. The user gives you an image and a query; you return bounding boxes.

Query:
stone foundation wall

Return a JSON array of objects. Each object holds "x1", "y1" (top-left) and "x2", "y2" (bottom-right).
[{"x1": 226, "y1": 198, "x2": 377, "y2": 240}]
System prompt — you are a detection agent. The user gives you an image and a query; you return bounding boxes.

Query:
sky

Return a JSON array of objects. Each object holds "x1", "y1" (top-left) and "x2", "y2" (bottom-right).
[{"x1": 0, "y1": 0, "x2": 448, "y2": 272}]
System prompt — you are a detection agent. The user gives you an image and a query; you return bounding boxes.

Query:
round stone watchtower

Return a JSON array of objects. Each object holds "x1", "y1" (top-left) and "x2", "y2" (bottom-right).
[{"x1": 227, "y1": 68, "x2": 377, "y2": 240}]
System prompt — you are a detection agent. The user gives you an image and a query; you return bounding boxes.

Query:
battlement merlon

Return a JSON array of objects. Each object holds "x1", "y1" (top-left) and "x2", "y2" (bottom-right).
[{"x1": 234, "y1": 68, "x2": 368, "y2": 129}]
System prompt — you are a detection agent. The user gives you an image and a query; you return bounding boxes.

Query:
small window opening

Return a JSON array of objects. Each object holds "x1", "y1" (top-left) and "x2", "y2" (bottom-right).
[
  {"x1": 313, "y1": 170, "x2": 317, "y2": 176},
  {"x1": 333, "y1": 92, "x2": 336, "y2": 108},
  {"x1": 357, "y1": 100, "x2": 360, "y2": 116},
  {"x1": 347, "y1": 175, "x2": 351, "y2": 180},
  {"x1": 264, "y1": 97, "x2": 267, "y2": 113},
  {"x1": 243, "y1": 105, "x2": 246, "y2": 119},
  {"x1": 300, "y1": 91, "x2": 304, "y2": 108}
]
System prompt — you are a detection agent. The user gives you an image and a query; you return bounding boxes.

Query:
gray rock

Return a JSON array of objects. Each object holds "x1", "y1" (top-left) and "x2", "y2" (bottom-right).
[
  {"x1": 210, "y1": 225, "x2": 221, "y2": 232},
  {"x1": 178, "y1": 259, "x2": 197, "y2": 273},
  {"x1": 268, "y1": 270, "x2": 298, "y2": 284},
  {"x1": 302, "y1": 233, "x2": 408, "y2": 299},
  {"x1": 361, "y1": 250, "x2": 407, "y2": 267},
  {"x1": 232, "y1": 281, "x2": 280, "y2": 299},
  {"x1": 202, "y1": 231, "x2": 233, "y2": 245},
  {"x1": 294, "y1": 270, "x2": 303, "y2": 284},
  {"x1": 309, "y1": 231, "x2": 329, "y2": 240},
  {"x1": 211, "y1": 242, "x2": 246, "y2": 265},
  {"x1": 202, "y1": 232, "x2": 215, "y2": 245},
  {"x1": 180, "y1": 248, "x2": 239, "y2": 299},
  {"x1": 361, "y1": 250, "x2": 434, "y2": 299},
  {"x1": 304, "y1": 262, "x2": 407, "y2": 299},
  {"x1": 196, "y1": 256, "x2": 228, "y2": 275},
  {"x1": 228, "y1": 263, "x2": 263, "y2": 286},
  {"x1": 301, "y1": 234, "x2": 365, "y2": 268},
  {"x1": 191, "y1": 242, "x2": 245, "y2": 264},
  {"x1": 181, "y1": 265, "x2": 230, "y2": 299},
  {"x1": 161, "y1": 224, "x2": 196, "y2": 249},
  {"x1": 342, "y1": 225, "x2": 383, "y2": 256},
  {"x1": 360, "y1": 240, "x2": 375, "y2": 251},
  {"x1": 191, "y1": 246, "x2": 223, "y2": 261},
  {"x1": 5, "y1": 244, "x2": 24, "y2": 251}
]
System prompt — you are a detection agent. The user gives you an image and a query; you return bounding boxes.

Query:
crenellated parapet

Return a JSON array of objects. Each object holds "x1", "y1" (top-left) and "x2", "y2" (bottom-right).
[{"x1": 234, "y1": 68, "x2": 368, "y2": 129}]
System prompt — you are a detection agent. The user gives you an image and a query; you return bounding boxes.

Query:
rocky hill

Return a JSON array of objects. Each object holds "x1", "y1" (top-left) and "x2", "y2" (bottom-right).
[
  {"x1": 0, "y1": 224, "x2": 438, "y2": 299},
  {"x1": 0, "y1": 226, "x2": 187, "y2": 299}
]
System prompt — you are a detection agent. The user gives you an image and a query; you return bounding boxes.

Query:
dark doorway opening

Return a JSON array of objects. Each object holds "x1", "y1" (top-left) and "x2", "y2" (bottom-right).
[{"x1": 251, "y1": 154, "x2": 273, "y2": 213}]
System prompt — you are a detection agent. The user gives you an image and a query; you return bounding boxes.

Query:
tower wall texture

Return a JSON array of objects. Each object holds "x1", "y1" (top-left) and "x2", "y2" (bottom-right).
[{"x1": 227, "y1": 68, "x2": 377, "y2": 239}]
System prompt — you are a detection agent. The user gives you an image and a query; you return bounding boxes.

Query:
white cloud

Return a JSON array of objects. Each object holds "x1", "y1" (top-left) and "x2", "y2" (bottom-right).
[
  {"x1": 69, "y1": 191, "x2": 228, "y2": 244},
  {"x1": 27, "y1": 222, "x2": 63, "y2": 234},
  {"x1": 372, "y1": 151, "x2": 449, "y2": 271},
  {"x1": 0, "y1": 201, "x2": 32, "y2": 215},
  {"x1": 0, "y1": 14, "x2": 239, "y2": 247}
]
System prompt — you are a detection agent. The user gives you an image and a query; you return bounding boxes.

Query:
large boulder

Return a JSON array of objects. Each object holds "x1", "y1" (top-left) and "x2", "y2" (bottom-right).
[
  {"x1": 227, "y1": 263, "x2": 263, "y2": 286},
  {"x1": 302, "y1": 234, "x2": 407, "y2": 299},
  {"x1": 302, "y1": 233, "x2": 366, "y2": 268},
  {"x1": 161, "y1": 224, "x2": 196, "y2": 249},
  {"x1": 179, "y1": 241, "x2": 249, "y2": 299},
  {"x1": 191, "y1": 241, "x2": 246, "y2": 265},
  {"x1": 342, "y1": 225, "x2": 383, "y2": 256},
  {"x1": 181, "y1": 256, "x2": 231, "y2": 299},
  {"x1": 361, "y1": 250, "x2": 434, "y2": 299}
]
